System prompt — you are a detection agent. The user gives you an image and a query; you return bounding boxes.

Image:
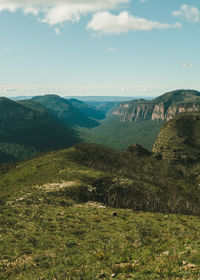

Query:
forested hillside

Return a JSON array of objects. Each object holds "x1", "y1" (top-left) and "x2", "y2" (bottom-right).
[
  {"x1": 0, "y1": 97, "x2": 79, "y2": 163},
  {"x1": 82, "y1": 90, "x2": 200, "y2": 151}
]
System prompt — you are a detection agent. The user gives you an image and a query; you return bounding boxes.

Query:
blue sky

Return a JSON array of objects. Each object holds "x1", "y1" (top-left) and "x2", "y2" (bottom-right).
[{"x1": 0, "y1": 0, "x2": 200, "y2": 97}]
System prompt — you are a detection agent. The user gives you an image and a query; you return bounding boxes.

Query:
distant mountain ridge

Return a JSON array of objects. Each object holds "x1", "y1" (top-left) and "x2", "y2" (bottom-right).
[
  {"x1": 68, "y1": 98, "x2": 105, "y2": 120},
  {"x1": 2, "y1": 90, "x2": 200, "y2": 163},
  {"x1": 32, "y1": 94, "x2": 100, "y2": 128},
  {"x1": 0, "y1": 97, "x2": 79, "y2": 162},
  {"x1": 0, "y1": 94, "x2": 116, "y2": 163},
  {"x1": 113, "y1": 89, "x2": 200, "y2": 122},
  {"x1": 0, "y1": 97, "x2": 51, "y2": 132}
]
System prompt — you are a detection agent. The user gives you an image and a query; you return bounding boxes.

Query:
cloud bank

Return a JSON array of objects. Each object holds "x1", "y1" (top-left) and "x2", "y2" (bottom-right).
[
  {"x1": 0, "y1": 0, "x2": 182, "y2": 35},
  {"x1": 0, "y1": 0, "x2": 129, "y2": 25},
  {"x1": 87, "y1": 11, "x2": 182, "y2": 34}
]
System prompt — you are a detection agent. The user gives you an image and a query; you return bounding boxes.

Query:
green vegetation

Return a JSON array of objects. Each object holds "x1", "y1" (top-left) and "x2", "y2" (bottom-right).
[
  {"x1": 69, "y1": 98, "x2": 105, "y2": 120},
  {"x1": 151, "y1": 89, "x2": 200, "y2": 105},
  {"x1": 80, "y1": 118, "x2": 164, "y2": 151},
  {"x1": 0, "y1": 97, "x2": 80, "y2": 164},
  {"x1": 32, "y1": 95, "x2": 100, "y2": 128},
  {"x1": 153, "y1": 113, "x2": 200, "y2": 163},
  {"x1": 1, "y1": 203, "x2": 200, "y2": 279},
  {"x1": 2, "y1": 92, "x2": 200, "y2": 279},
  {"x1": 3, "y1": 90, "x2": 200, "y2": 163},
  {"x1": 0, "y1": 95, "x2": 163, "y2": 163},
  {"x1": 0, "y1": 143, "x2": 37, "y2": 163},
  {"x1": 1, "y1": 139, "x2": 200, "y2": 279},
  {"x1": 18, "y1": 100, "x2": 50, "y2": 114},
  {"x1": 78, "y1": 90, "x2": 200, "y2": 151},
  {"x1": 1, "y1": 95, "x2": 200, "y2": 280}
]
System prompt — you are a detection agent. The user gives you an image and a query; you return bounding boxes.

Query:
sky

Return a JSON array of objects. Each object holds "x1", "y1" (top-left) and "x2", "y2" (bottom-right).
[{"x1": 0, "y1": 0, "x2": 200, "y2": 97}]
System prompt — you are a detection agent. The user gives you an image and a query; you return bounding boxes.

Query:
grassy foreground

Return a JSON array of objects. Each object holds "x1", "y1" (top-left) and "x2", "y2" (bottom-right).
[
  {"x1": 1, "y1": 203, "x2": 200, "y2": 279},
  {"x1": 0, "y1": 147, "x2": 200, "y2": 279}
]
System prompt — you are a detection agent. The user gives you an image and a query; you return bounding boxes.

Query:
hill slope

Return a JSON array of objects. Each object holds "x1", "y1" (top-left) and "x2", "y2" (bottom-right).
[
  {"x1": 68, "y1": 98, "x2": 105, "y2": 120},
  {"x1": 1, "y1": 141, "x2": 200, "y2": 279},
  {"x1": 32, "y1": 95, "x2": 100, "y2": 128},
  {"x1": 153, "y1": 113, "x2": 200, "y2": 163},
  {"x1": 18, "y1": 99, "x2": 50, "y2": 114},
  {"x1": 1, "y1": 142, "x2": 200, "y2": 214},
  {"x1": 0, "y1": 98, "x2": 79, "y2": 163}
]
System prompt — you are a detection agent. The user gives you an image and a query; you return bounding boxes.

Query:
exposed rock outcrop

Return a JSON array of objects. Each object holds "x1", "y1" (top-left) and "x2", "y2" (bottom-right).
[{"x1": 113, "y1": 90, "x2": 200, "y2": 122}]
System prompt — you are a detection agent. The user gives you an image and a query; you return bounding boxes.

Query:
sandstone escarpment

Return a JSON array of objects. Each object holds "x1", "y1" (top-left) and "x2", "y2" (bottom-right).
[{"x1": 113, "y1": 90, "x2": 200, "y2": 122}]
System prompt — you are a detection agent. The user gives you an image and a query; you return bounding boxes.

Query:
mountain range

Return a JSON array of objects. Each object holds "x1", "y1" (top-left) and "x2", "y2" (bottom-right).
[
  {"x1": 1, "y1": 89, "x2": 200, "y2": 163},
  {"x1": 32, "y1": 95, "x2": 102, "y2": 128},
  {"x1": 0, "y1": 97, "x2": 79, "y2": 162},
  {"x1": 0, "y1": 94, "x2": 120, "y2": 163},
  {"x1": 85, "y1": 89, "x2": 200, "y2": 151},
  {"x1": 113, "y1": 89, "x2": 200, "y2": 122}
]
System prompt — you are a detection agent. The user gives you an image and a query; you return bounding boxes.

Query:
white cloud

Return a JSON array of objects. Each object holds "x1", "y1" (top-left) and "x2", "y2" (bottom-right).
[
  {"x1": 0, "y1": 2, "x2": 17, "y2": 12},
  {"x1": 24, "y1": 7, "x2": 39, "y2": 16},
  {"x1": 172, "y1": 5, "x2": 200, "y2": 22},
  {"x1": 0, "y1": 0, "x2": 182, "y2": 36},
  {"x1": 0, "y1": 0, "x2": 130, "y2": 25},
  {"x1": 54, "y1": 27, "x2": 61, "y2": 35},
  {"x1": 87, "y1": 11, "x2": 182, "y2": 34}
]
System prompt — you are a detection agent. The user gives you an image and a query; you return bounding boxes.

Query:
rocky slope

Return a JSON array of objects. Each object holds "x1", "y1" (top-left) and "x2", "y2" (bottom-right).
[
  {"x1": 113, "y1": 89, "x2": 200, "y2": 122},
  {"x1": 153, "y1": 113, "x2": 200, "y2": 163}
]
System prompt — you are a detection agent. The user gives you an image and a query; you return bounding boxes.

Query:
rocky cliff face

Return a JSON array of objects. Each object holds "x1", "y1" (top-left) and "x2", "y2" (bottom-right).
[
  {"x1": 153, "y1": 113, "x2": 200, "y2": 163},
  {"x1": 113, "y1": 90, "x2": 200, "y2": 122}
]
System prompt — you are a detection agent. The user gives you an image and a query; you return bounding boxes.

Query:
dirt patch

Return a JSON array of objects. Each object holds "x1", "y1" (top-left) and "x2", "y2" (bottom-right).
[
  {"x1": 34, "y1": 181, "x2": 79, "y2": 192},
  {"x1": 75, "y1": 201, "x2": 106, "y2": 208}
]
